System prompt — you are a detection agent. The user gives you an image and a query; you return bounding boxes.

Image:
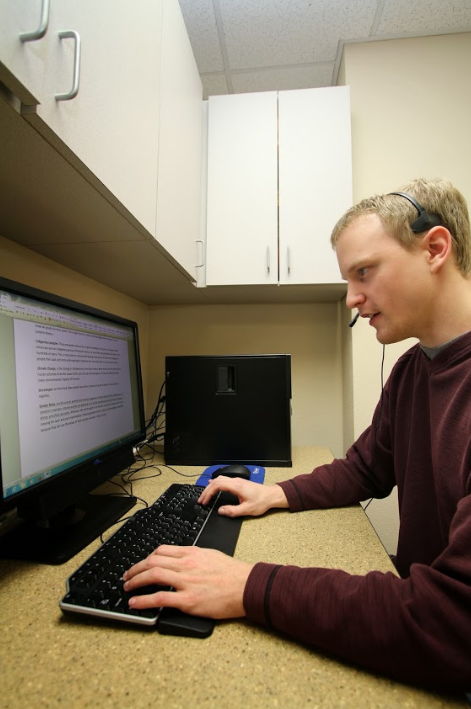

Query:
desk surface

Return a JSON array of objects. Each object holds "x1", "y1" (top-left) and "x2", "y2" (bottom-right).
[{"x1": 0, "y1": 447, "x2": 466, "y2": 709}]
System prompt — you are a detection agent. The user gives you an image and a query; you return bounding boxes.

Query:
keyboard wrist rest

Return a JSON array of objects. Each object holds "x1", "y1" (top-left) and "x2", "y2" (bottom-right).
[{"x1": 157, "y1": 493, "x2": 244, "y2": 638}]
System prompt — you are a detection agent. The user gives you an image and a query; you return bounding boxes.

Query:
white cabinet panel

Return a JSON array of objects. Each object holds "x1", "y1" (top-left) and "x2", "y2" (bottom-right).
[
  {"x1": 206, "y1": 92, "x2": 278, "y2": 286},
  {"x1": 156, "y1": 0, "x2": 203, "y2": 280},
  {"x1": 22, "y1": 0, "x2": 163, "y2": 236},
  {"x1": 0, "y1": 0, "x2": 50, "y2": 104},
  {"x1": 278, "y1": 87, "x2": 352, "y2": 284}
]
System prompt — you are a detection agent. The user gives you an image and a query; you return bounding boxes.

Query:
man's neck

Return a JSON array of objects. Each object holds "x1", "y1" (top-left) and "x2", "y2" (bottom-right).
[{"x1": 419, "y1": 273, "x2": 471, "y2": 347}]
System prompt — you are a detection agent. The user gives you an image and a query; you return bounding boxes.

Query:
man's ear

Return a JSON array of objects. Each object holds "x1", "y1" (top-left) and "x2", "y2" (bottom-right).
[{"x1": 425, "y1": 226, "x2": 452, "y2": 273}]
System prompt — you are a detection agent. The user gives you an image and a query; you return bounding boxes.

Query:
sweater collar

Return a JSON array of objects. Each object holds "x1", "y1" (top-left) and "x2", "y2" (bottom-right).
[{"x1": 420, "y1": 330, "x2": 471, "y2": 361}]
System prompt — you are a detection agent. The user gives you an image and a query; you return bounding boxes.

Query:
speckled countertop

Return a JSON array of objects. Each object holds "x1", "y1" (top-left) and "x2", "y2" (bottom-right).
[{"x1": 0, "y1": 447, "x2": 466, "y2": 709}]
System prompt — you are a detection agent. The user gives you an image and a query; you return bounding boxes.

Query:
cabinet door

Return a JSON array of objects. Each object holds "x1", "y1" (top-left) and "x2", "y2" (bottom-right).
[
  {"x1": 206, "y1": 92, "x2": 278, "y2": 286},
  {"x1": 155, "y1": 0, "x2": 203, "y2": 281},
  {"x1": 0, "y1": 0, "x2": 50, "y2": 104},
  {"x1": 23, "y1": 0, "x2": 163, "y2": 236},
  {"x1": 278, "y1": 87, "x2": 352, "y2": 284}
]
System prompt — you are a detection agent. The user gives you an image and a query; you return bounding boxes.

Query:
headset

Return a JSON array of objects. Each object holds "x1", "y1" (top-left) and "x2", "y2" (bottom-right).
[{"x1": 388, "y1": 191, "x2": 443, "y2": 233}]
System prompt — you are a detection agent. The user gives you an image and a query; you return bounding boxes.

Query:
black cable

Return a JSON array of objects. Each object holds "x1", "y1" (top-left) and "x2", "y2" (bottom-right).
[
  {"x1": 107, "y1": 478, "x2": 133, "y2": 498},
  {"x1": 125, "y1": 465, "x2": 163, "y2": 483},
  {"x1": 380, "y1": 343, "x2": 386, "y2": 393},
  {"x1": 146, "y1": 379, "x2": 166, "y2": 432},
  {"x1": 365, "y1": 344, "x2": 387, "y2": 512},
  {"x1": 141, "y1": 441, "x2": 164, "y2": 457},
  {"x1": 161, "y1": 464, "x2": 201, "y2": 478}
]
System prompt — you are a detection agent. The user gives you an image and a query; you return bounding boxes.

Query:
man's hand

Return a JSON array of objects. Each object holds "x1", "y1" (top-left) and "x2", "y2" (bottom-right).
[
  {"x1": 123, "y1": 545, "x2": 253, "y2": 619},
  {"x1": 198, "y1": 477, "x2": 289, "y2": 518}
]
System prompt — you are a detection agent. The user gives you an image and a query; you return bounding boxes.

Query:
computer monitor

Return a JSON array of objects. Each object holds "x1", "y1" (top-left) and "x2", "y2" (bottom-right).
[
  {"x1": 165, "y1": 354, "x2": 292, "y2": 467},
  {"x1": 0, "y1": 277, "x2": 146, "y2": 564}
]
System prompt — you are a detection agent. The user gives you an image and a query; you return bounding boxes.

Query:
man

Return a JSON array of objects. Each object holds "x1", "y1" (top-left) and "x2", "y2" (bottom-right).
[{"x1": 123, "y1": 178, "x2": 471, "y2": 691}]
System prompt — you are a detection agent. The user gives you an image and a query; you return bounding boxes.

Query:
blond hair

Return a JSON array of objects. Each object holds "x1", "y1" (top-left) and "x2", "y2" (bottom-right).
[{"x1": 331, "y1": 178, "x2": 471, "y2": 275}]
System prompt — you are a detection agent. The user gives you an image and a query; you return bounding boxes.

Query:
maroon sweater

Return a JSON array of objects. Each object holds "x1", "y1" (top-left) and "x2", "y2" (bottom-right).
[{"x1": 243, "y1": 332, "x2": 471, "y2": 691}]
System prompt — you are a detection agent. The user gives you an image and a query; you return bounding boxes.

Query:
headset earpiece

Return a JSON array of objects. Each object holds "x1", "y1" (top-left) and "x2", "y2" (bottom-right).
[{"x1": 388, "y1": 191, "x2": 443, "y2": 233}]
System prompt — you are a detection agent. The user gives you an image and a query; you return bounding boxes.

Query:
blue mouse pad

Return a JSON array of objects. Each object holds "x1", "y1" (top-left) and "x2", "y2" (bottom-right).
[{"x1": 195, "y1": 464, "x2": 265, "y2": 488}]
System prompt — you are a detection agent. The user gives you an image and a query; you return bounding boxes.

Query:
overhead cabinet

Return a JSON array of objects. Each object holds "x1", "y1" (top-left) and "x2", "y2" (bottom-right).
[
  {"x1": 0, "y1": 0, "x2": 203, "y2": 285},
  {"x1": 1, "y1": 0, "x2": 162, "y2": 236},
  {"x1": 205, "y1": 86, "x2": 352, "y2": 286}
]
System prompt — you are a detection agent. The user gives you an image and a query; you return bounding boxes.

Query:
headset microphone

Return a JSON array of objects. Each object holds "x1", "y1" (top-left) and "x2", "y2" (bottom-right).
[{"x1": 349, "y1": 312, "x2": 360, "y2": 327}]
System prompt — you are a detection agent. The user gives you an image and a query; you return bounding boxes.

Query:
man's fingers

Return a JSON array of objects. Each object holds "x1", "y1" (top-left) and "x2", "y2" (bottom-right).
[
  {"x1": 128, "y1": 589, "x2": 180, "y2": 610},
  {"x1": 124, "y1": 565, "x2": 174, "y2": 591},
  {"x1": 123, "y1": 545, "x2": 190, "y2": 584},
  {"x1": 198, "y1": 476, "x2": 244, "y2": 503}
]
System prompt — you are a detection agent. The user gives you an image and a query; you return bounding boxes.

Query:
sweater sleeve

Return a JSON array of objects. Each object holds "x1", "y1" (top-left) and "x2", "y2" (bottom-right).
[
  {"x1": 278, "y1": 386, "x2": 397, "y2": 512},
  {"x1": 243, "y1": 492, "x2": 471, "y2": 691}
]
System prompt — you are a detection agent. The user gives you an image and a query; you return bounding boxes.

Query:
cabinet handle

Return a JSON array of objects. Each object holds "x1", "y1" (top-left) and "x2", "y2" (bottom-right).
[
  {"x1": 266, "y1": 246, "x2": 270, "y2": 274},
  {"x1": 55, "y1": 31, "x2": 81, "y2": 101},
  {"x1": 196, "y1": 240, "x2": 204, "y2": 268},
  {"x1": 287, "y1": 247, "x2": 291, "y2": 275},
  {"x1": 20, "y1": 0, "x2": 50, "y2": 42}
]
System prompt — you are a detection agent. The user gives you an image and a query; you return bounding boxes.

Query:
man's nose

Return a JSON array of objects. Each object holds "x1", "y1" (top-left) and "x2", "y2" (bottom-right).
[{"x1": 346, "y1": 285, "x2": 365, "y2": 311}]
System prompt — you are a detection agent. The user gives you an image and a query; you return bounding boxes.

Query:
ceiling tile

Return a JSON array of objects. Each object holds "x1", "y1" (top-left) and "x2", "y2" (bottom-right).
[
  {"x1": 231, "y1": 64, "x2": 334, "y2": 94},
  {"x1": 376, "y1": 0, "x2": 471, "y2": 35},
  {"x1": 180, "y1": 0, "x2": 471, "y2": 96},
  {"x1": 218, "y1": 0, "x2": 379, "y2": 69},
  {"x1": 178, "y1": 0, "x2": 224, "y2": 73},
  {"x1": 202, "y1": 73, "x2": 230, "y2": 98}
]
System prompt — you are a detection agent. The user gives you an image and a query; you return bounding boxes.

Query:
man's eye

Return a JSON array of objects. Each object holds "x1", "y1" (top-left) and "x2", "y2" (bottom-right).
[{"x1": 358, "y1": 267, "x2": 368, "y2": 278}]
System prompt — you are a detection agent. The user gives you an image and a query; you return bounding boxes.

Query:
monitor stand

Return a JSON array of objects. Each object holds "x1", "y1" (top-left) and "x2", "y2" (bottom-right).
[{"x1": 0, "y1": 493, "x2": 136, "y2": 565}]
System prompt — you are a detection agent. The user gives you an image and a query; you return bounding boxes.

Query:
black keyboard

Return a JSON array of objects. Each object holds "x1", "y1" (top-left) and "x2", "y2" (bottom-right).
[{"x1": 60, "y1": 483, "x2": 243, "y2": 637}]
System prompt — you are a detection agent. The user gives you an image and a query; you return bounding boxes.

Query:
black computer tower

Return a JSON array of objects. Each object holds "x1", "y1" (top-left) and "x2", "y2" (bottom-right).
[{"x1": 164, "y1": 354, "x2": 292, "y2": 467}]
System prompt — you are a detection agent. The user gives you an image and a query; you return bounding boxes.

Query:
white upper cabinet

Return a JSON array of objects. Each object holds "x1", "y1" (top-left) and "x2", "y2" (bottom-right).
[
  {"x1": 278, "y1": 87, "x2": 352, "y2": 284},
  {"x1": 205, "y1": 86, "x2": 352, "y2": 287},
  {"x1": 156, "y1": 0, "x2": 203, "y2": 280},
  {"x1": 206, "y1": 92, "x2": 278, "y2": 286},
  {"x1": 0, "y1": 0, "x2": 204, "y2": 284}
]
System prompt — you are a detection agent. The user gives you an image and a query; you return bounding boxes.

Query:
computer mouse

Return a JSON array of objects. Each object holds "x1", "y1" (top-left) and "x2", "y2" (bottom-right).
[{"x1": 211, "y1": 464, "x2": 251, "y2": 480}]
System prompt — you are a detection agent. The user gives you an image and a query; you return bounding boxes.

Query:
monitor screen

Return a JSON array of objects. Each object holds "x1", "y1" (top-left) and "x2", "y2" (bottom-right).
[{"x1": 0, "y1": 277, "x2": 146, "y2": 564}]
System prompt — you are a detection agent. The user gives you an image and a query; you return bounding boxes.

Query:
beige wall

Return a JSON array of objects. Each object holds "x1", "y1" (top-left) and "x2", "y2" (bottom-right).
[
  {"x1": 0, "y1": 235, "x2": 346, "y2": 460},
  {"x1": 340, "y1": 32, "x2": 471, "y2": 553},
  {"x1": 0, "y1": 236, "x2": 150, "y2": 407},
  {"x1": 147, "y1": 303, "x2": 344, "y2": 457}
]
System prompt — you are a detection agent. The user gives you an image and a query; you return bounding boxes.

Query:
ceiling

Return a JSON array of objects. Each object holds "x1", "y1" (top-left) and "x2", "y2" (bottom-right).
[{"x1": 178, "y1": 0, "x2": 471, "y2": 99}]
